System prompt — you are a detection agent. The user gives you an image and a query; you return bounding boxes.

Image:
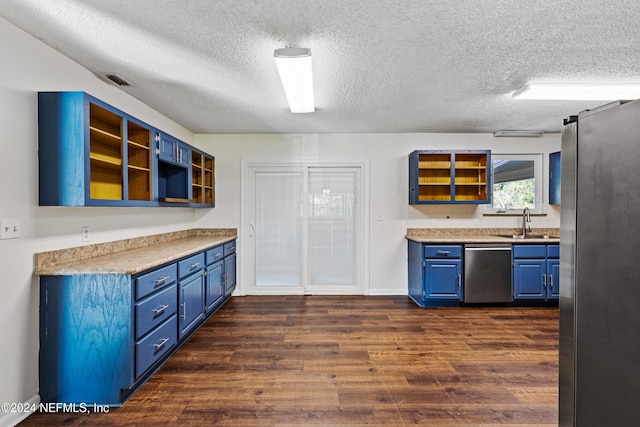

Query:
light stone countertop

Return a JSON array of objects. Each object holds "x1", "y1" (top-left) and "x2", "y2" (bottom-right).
[
  {"x1": 35, "y1": 229, "x2": 237, "y2": 276},
  {"x1": 406, "y1": 228, "x2": 560, "y2": 244}
]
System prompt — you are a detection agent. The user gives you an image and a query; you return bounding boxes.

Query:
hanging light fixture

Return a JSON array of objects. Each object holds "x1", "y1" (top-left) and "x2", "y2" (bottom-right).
[{"x1": 274, "y1": 46, "x2": 315, "y2": 113}]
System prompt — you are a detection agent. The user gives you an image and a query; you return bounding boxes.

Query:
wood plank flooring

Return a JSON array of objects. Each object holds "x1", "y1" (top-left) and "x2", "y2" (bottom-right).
[{"x1": 20, "y1": 296, "x2": 559, "y2": 426}]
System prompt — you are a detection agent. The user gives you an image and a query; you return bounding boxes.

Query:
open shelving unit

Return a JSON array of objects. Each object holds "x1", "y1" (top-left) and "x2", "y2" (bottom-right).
[
  {"x1": 38, "y1": 91, "x2": 217, "y2": 208},
  {"x1": 453, "y1": 152, "x2": 489, "y2": 202},
  {"x1": 409, "y1": 150, "x2": 491, "y2": 204},
  {"x1": 191, "y1": 151, "x2": 215, "y2": 206},
  {"x1": 127, "y1": 121, "x2": 152, "y2": 201},
  {"x1": 89, "y1": 103, "x2": 123, "y2": 200}
]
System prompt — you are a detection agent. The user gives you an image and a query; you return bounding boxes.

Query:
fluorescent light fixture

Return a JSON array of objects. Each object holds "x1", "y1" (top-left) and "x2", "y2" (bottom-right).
[
  {"x1": 494, "y1": 130, "x2": 544, "y2": 137},
  {"x1": 513, "y1": 83, "x2": 640, "y2": 100},
  {"x1": 274, "y1": 47, "x2": 315, "y2": 113}
]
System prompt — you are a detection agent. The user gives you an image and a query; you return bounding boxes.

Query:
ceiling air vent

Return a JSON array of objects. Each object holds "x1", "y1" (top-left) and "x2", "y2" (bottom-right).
[{"x1": 100, "y1": 73, "x2": 134, "y2": 87}]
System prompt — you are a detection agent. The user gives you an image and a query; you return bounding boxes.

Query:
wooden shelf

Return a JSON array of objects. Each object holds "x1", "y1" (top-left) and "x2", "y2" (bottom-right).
[{"x1": 90, "y1": 153, "x2": 122, "y2": 169}]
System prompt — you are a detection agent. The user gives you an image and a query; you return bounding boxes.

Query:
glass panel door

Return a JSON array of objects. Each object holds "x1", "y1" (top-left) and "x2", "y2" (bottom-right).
[
  {"x1": 248, "y1": 165, "x2": 361, "y2": 295},
  {"x1": 255, "y1": 170, "x2": 303, "y2": 288},
  {"x1": 307, "y1": 169, "x2": 356, "y2": 291}
]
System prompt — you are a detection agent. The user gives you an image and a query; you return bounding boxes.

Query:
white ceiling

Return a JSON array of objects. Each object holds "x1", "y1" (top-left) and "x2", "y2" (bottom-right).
[{"x1": 2, "y1": 0, "x2": 640, "y2": 134}]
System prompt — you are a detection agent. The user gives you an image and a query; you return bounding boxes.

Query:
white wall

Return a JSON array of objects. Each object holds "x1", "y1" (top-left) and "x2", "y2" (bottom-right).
[
  {"x1": 193, "y1": 133, "x2": 561, "y2": 296},
  {"x1": 0, "y1": 17, "x2": 198, "y2": 425}
]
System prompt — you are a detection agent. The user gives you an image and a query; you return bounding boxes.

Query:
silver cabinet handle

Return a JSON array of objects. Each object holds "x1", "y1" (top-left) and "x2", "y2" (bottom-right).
[
  {"x1": 152, "y1": 304, "x2": 169, "y2": 315},
  {"x1": 457, "y1": 274, "x2": 461, "y2": 287},
  {"x1": 249, "y1": 222, "x2": 255, "y2": 237},
  {"x1": 549, "y1": 275, "x2": 553, "y2": 289},
  {"x1": 543, "y1": 274, "x2": 547, "y2": 287},
  {"x1": 181, "y1": 303, "x2": 186, "y2": 320},
  {"x1": 437, "y1": 250, "x2": 451, "y2": 256},
  {"x1": 228, "y1": 246, "x2": 235, "y2": 251},
  {"x1": 154, "y1": 276, "x2": 171, "y2": 285},
  {"x1": 223, "y1": 272, "x2": 228, "y2": 285},
  {"x1": 189, "y1": 262, "x2": 200, "y2": 269},
  {"x1": 153, "y1": 338, "x2": 170, "y2": 350},
  {"x1": 214, "y1": 253, "x2": 222, "y2": 259}
]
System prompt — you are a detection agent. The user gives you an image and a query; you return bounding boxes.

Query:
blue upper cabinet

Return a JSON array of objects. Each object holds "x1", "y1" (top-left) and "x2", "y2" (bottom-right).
[
  {"x1": 38, "y1": 92, "x2": 214, "y2": 207},
  {"x1": 549, "y1": 151, "x2": 561, "y2": 205},
  {"x1": 158, "y1": 132, "x2": 190, "y2": 168},
  {"x1": 409, "y1": 150, "x2": 491, "y2": 204}
]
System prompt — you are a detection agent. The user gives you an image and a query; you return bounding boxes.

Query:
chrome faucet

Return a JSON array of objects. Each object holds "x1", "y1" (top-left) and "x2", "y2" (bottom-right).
[{"x1": 521, "y1": 207, "x2": 531, "y2": 237}]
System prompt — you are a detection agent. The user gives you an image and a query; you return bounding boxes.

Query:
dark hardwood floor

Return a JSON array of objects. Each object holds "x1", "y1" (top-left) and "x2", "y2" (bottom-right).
[{"x1": 20, "y1": 296, "x2": 559, "y2": 426}]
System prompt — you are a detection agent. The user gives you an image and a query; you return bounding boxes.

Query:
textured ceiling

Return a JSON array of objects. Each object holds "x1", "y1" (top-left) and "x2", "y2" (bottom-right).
[{"x1": 2, "y1": 0, "x2": 640, "y2": 134}]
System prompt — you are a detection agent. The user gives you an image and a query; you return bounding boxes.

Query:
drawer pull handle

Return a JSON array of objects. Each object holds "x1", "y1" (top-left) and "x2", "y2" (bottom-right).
[
  {"x1": 228, "y1": 246, "x2": 235, "y2": 251},
  {"x1": 152, "y1": 305, "x2": 169, "y2": 315},
  {"x1": 189, "y1": 262, "x2": 200, "y2": 269},
  {"x1": 214, "y1": 253, "x2": 222, "y2": 259},
  {"x1": 154, "y1": 276, "x2": 171, "y2": 285},
  {"x1": 153, "y1": 338, "x2": 170, "y2": 351},
  {"x1": 436, "y1": 251, "x2": 450, "y2": 256}
]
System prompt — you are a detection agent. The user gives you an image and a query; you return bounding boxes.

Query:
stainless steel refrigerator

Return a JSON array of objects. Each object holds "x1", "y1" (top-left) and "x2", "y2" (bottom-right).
[{"x1": 559, "y1": 99, "x2": 640, "y2": 426}]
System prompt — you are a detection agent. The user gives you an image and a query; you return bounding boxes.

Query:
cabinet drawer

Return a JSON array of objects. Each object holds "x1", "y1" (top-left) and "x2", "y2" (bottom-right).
[
  {"x1": 547, "y1": 245, "x2": 560, "y2": 259},
  {"x1": 178, "y1": 253, "x2": 205, "y2": 278},
  {"x1": 513, "y1": 245, "x2": 547, "y2": 259},
  {"x1": 206, "y1": 246, "x2": 224, "y2": 265},
  {"x1": 223, "y1": 241, "x2": 236, "y2": 257},
  {"x1": 135, "y1": 284, "x2": 177, "y2": 340},
  {"x1": 135, "y1": 315, "x2": 177, "y2": 379},
  {"x1": 424, "y1": 245, "x2": 462, "y2": 258},
  {"x1": 135, "y1": 264, "x2": 177, "y2": 299}
]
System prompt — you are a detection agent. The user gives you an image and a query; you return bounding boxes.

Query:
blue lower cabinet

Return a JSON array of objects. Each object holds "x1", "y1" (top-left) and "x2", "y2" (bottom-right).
[
  {"x1": 205, "y1": 260, "x2": 224, "y2": 312},
  {"x1": 135, "y1": 316, "x2": 177, "y2": 379},
  {"x1": 513, "y1": 244, "x2": 559, "y2": 301},
  {"x1": 178, "y1": 269, "x2": 206, "y2": 339},
  {"x1": 408, "y1": 241, "x2": 463, "y2": 306},
  {"x1": 39, "y1": 240, "x2": 237, "y2": 406},
  {"x1": 39, "y1": 274, "x2": 133, "y2": 405},
  {"x1": 513, "y1": 259, "x2": 546, "y2": 299},
  {"x1": 224, "y1": 253, "x2": 237, "y2": 296}
]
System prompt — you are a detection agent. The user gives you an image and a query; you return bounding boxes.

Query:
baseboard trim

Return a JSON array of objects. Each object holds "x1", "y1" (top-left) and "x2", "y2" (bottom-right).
[{"x1": 0, "y1": 395, "x2": 40, "y2": 427}]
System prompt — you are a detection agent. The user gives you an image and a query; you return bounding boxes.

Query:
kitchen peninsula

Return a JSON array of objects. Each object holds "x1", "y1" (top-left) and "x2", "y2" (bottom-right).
[{"x1": 35, "y1": 228, "x2": 237, "y2": 406}]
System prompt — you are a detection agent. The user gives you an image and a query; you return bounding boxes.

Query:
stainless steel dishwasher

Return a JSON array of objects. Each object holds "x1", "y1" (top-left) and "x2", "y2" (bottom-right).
[{"x1": 464, "y1": 243, "x2": 512, "y2": 303}]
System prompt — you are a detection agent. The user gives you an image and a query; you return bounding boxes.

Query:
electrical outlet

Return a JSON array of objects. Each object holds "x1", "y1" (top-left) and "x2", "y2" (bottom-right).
[
  {"x1": 82, "y1": 226, "x2": 90, "y2": 242},
  {"x1": 0, "y1": 219, "x2": 21, "y2": 239}
]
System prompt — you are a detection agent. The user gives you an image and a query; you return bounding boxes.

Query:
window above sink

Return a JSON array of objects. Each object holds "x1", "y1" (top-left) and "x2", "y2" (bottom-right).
[{"x1": 486, "y1": 153, "x2": 543, "y2": 214}]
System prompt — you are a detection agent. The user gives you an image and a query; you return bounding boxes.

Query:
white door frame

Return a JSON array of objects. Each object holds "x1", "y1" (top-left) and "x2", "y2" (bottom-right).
[{"x1": 239, "y1": 158, "x2": 369, "y2": 295}]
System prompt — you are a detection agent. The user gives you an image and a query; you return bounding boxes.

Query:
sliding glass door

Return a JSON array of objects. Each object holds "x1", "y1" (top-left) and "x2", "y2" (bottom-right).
[{"x1": 247, "y1": 165, "x2": 361, "y2": 295}]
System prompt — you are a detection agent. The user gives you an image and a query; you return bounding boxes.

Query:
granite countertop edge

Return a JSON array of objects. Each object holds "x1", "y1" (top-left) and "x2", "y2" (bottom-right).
[
  {"x1": 35, "y1": 229, "x2": 237, "y2": 276},
  {"x1": 405, "y1": 228, "x2": 560, "y2": 244}
]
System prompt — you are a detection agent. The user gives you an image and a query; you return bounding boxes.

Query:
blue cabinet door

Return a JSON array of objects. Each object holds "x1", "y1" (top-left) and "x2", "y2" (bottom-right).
[
  {"x1": 425, "y1": 259, "x2": 462, "y2": 299},
  {"x1": 513, "y1": 260, "x2": 546, "y2": 299},
  {"x1": 206, "y1": 260, "x2": 224, "y2": 312},
  {"x1": 224, "y1": 253, "x2": 237, "y2": 296},
  {"x1": 547, "y1": 259, "x2": 560, "y2": 299},
  {"x1": 178, "y1": 270, "x2": 205, "y2": 339}
]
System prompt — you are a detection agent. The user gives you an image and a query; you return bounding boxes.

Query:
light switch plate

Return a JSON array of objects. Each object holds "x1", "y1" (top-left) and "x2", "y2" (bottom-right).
[{"x1": 0, "y1": 219, "x2": 21, "y2": 239}]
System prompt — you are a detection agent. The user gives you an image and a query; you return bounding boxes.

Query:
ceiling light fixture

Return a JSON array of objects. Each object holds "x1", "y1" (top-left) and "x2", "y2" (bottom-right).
[
  {"x1": 274, "y1": 46, "x2": 314, "y2": 113},
  {"x1": 494, "y1": 130, "x2": 544, "y2": 137},
  {"x1": 513, "y1": 83, "x2": 640, "y2": 100}
]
